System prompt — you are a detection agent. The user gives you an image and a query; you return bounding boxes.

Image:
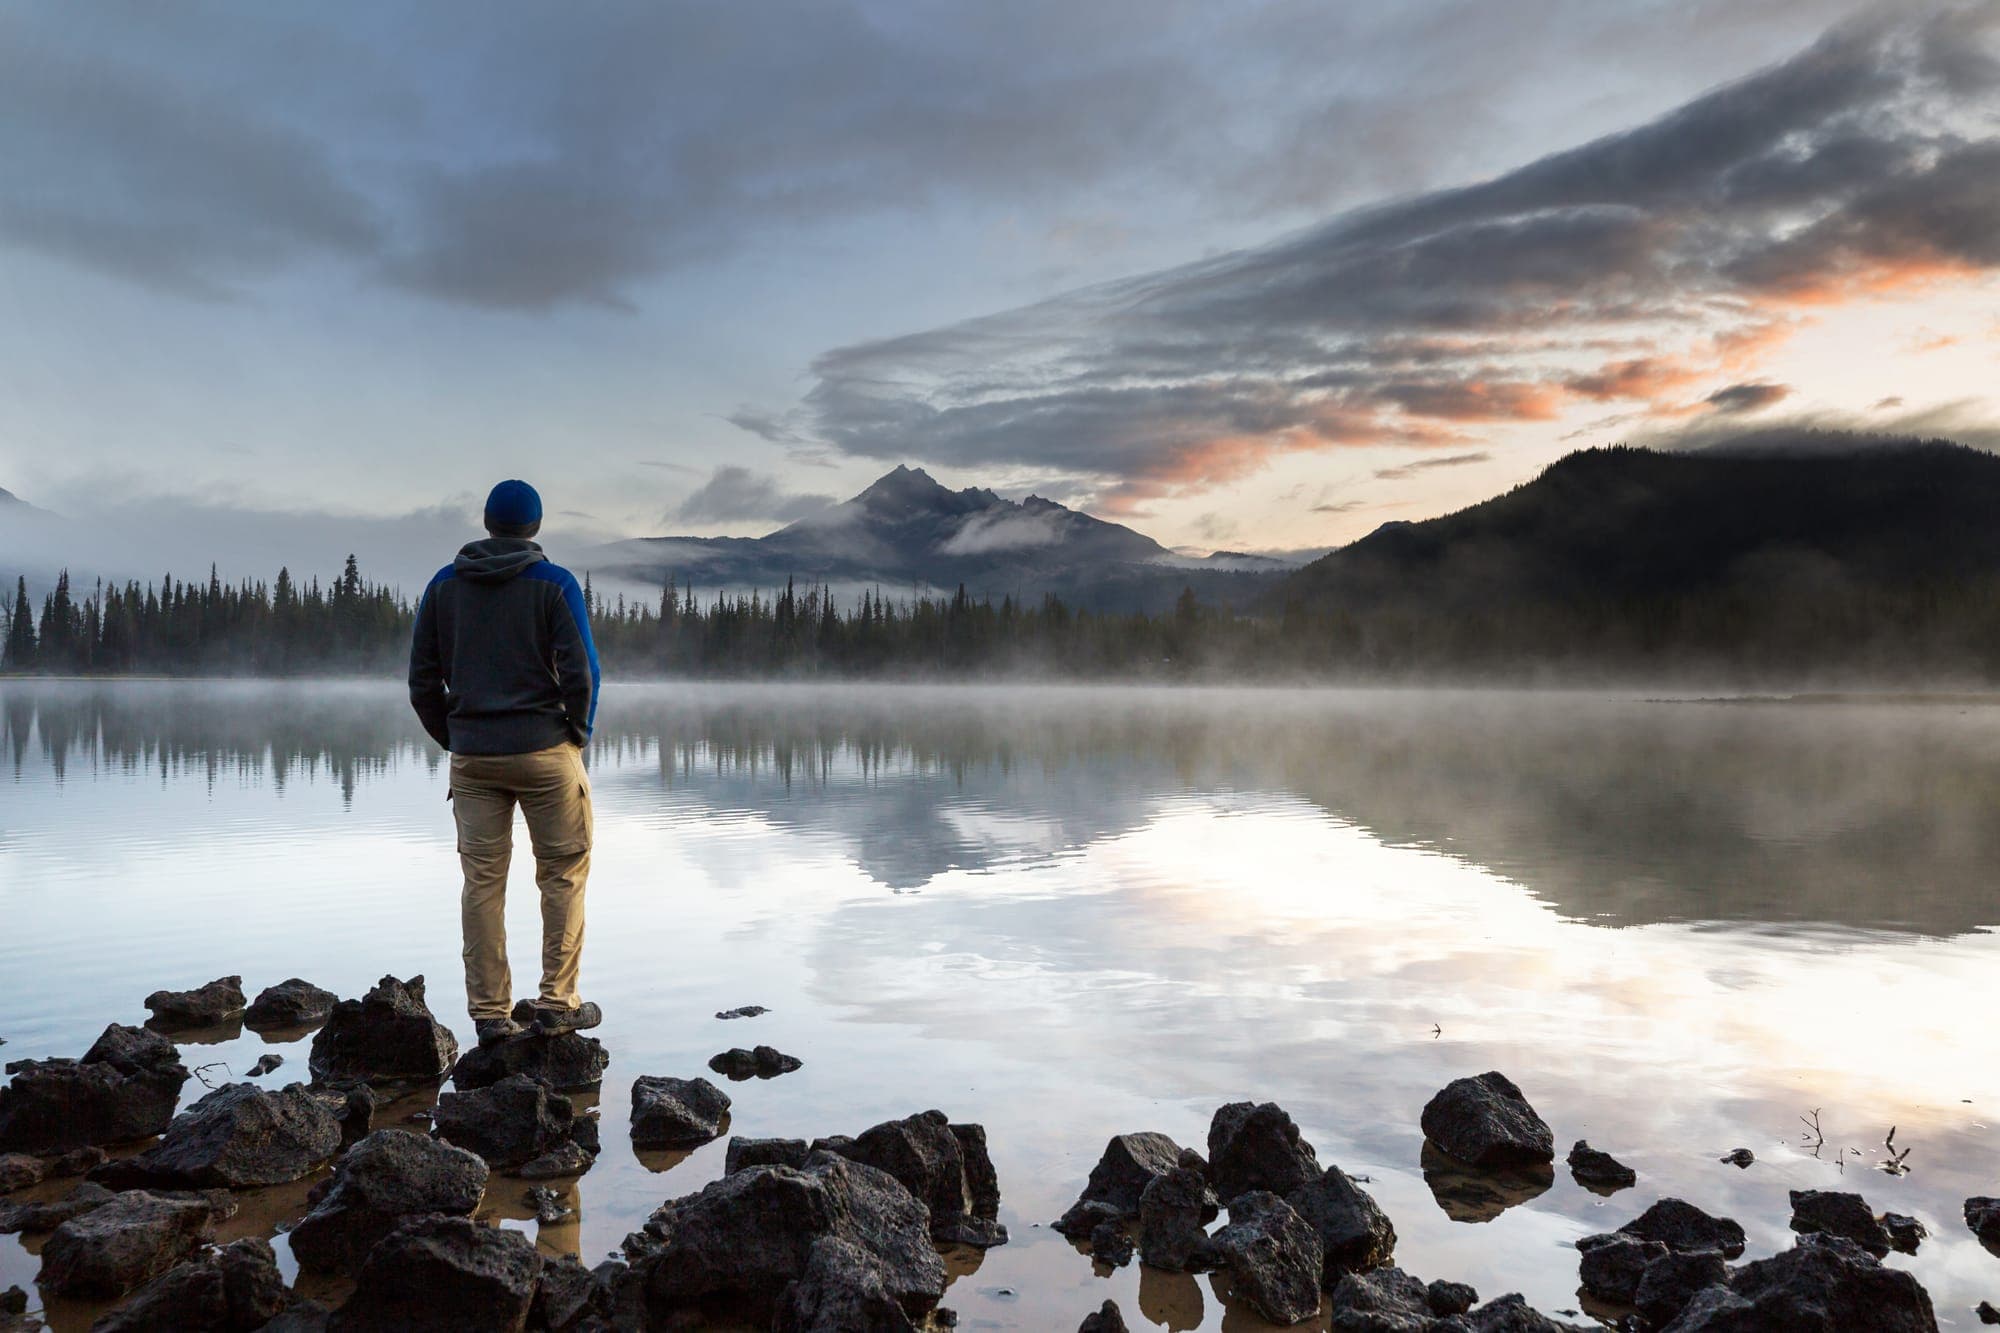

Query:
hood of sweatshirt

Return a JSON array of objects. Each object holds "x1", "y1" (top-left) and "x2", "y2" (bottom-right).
[{"x1": 453, "y1": 537, "x2": 548, "y2": 584}]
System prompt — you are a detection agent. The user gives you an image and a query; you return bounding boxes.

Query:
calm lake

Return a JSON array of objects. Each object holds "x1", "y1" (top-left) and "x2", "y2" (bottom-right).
[{"x1": 3, "y1": 680, "x2": 1997, "y2": 1329}]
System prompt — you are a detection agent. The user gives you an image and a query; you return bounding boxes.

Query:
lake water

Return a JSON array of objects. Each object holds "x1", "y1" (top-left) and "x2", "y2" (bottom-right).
[{"x1": 3, "y1": 680, "x2": 1998, "y2": 1329}]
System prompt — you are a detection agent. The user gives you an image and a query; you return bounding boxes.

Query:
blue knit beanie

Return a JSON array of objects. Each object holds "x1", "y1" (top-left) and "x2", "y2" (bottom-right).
[{"x1": 484, "y1": 479, "x2": 542, "y2": 533}]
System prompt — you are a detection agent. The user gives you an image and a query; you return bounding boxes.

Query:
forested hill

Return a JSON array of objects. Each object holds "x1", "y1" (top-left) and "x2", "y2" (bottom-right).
[{"x1": 1273, "y1": 437, "x2": 2000, "y2": 676}]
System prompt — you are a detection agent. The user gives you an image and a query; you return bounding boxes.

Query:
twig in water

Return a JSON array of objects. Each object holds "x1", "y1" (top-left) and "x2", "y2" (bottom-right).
[
  {"x1": 1430, "y1": 1024, "x2": 1442, "y2": 1039},
  {"x1": 191, "y1": 1061, "x2": 230, "y2": 1089},
  {"x1": 1800, "y1": 1107, "x2": 1825, "y2": 1155}
]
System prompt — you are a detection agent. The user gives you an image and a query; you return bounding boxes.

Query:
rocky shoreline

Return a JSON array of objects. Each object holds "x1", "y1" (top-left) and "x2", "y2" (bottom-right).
[{"x1": 0, "y1": 975, "x2": 1981, "y2": 1331}]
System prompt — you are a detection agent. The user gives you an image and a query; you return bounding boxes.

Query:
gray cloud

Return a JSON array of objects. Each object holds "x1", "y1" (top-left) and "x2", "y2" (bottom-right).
[
  {"x1": 1705, "y1": 382, "x2": 1793, "y2": 414},
  {"x1": 674, "y1": 466, "x2": 835, "y2": 525},
  {"x1": 797, "y1": 8, "x2": 2000, "y2": 506},
  {"x1": 1372, "y1": 451, "x2": 1493, "y2": 481},
  {"x1": 1311, "y1": 500, "x2": 1367, "y2": 514}
]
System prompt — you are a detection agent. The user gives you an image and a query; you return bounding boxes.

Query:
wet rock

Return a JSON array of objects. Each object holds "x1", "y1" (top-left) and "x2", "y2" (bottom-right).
[
  {"x1": 1617, "y1": 1197, "x2": 1747, "y2": 1258},
  {"x1": 1327, "y1": 1265, "x2": 1436, "y2": 1327},
  {"x1": 630, "y1": 1074, "x2": 731, "y2": 1148},
  {"x1": 39, "y1": 1189, "x2": 215, "y2": 1298},
  {"x1": 258, "y1": 1300, "x2": 331, "y2": 1333},
  {"x1": 0, "y1": 1181, "x2": 117, "y2": 1234},
  {"x1": 1208, "y1": 1103, "x2": 1321, "y2": 1203},
  {"x1": 1980, "y1": 1300, "x2": 2000, "y2": 1325},
  {"x1": 1462, "y1": 1294, "x2": 1594, "y2": 1331},
  {"x1": 519, "y1": 1141, "x2": 596, "y2": 1179},
  {"x1": 1666, "y1": 1235, "x2": 1937, "y2": 1332},
  {"x1": 49, "y1": 1146, "x2": 107, "y2": 1177},
  {"x1": 1287, "y1": 1165, "x2": 1395, "y2": 1280},
  {"x1": 1419, "y1": 1072, "x2": 1553, "y2": 1169},
  {"x1": 91, "y1": 1236, "x2": 292, "y2": 1333},
  {"x1": 245, "y1": 978, "x2": 338, "y2": 1031},
  {"x1": 526, "y1": 1185, "x2": 576, "y2": 1225},
  {"x1": 1420, "y1": 1141, "x2": 1551, "y2": 1223},
  {"x1": 1566, "y1": 1140, "x2": 1635, "y2": 1191},
  {"x1": 246, "y1": 1054, "x2": 283, "y2": 1078},
  {"x1": 330, "y1": 1214, "x2": 542, "y2": 1333},
  {"x1": 451, "y1": 1029, "x2": 609, "y2": 1094},
  {"x1": 1789, "y1": 1188, "x2": 1893, "y2": 1257},
  {"x1": 531, "y1": 1254, "x2": 611, "y2": 1333},
  {"x1": 1078, "y1": 1300, "x2": 1129, "y2": 1333},
  {"x1": 1634, "y1": 1248, "x2": 1729, "y2": 1328},
  {"x1": 144, "y1": 976, "x2": 246, "y2": 1029},
  {"x1": 0, "y1": 1024, "x2": 190, "y2": 1153},
  {"x1": 1576, "y1": 1232, "x2": 1670, "y2": 1306},
  {"x1": 104, "y1": 1082, "x2": 341, "y2": 1188},
  {"x1": 1428, "y1": 1279, "x2": 1477, "y2": 1316},
  {"x1": 307, "y1": 975, "x2": 457, "y2": 1090},
  {"x1": 1208, "y1": 1190, "x2": 1323, "y2": 1326},
  {"x1": 710, "y1": 1045, "x2": 803, "y2": 1080},
  {"x1": 774, "y1": 1236, "x2": 925, "y2": 1333},
  {"x1": 716, "y1": 1005, "x2": 769, "y2": 1020},
  {"x1": 1881, "y1": 1212, "x2": 1926, "y2": 1254},
  {"x1": 620, "y1": 1153, "x2": 946, "y2": 1328},
  {"x1": 1057, "y1": 1132, "x2": 1194, "y2": 1236},
  {"x1": 812, "y1": 1109, "x2": 1008, "y2": 1248},
  {"x1": 1137, "y1": 1162, "x2": 1215, "y2": 1271},
  {"x1": 1090, "y1": 1220, "x2": 1135, "y2": 1267},
  {"x1": 0, "y1": 1155, "x2": 42, "y2": 1193},
  {"x1": 434, "y1": 1072, "x2": 596, "y2": 1172},
  {"x1": 1968, "y1": 1197, "x2": 2000, "y2": 1246},
  {"x1": 728, "y1": 1136, "x2": 811, "y2": 1174},
  {"x1": 310, "y1": 1086, "x2": 375, "y2": 1152},
  {"x1": 288, "y1": 1128, "x2": 488, "y2": 1276},
  {"x1": 1719, "y1": 1147, "x2": 1754, "y2": 1168}
]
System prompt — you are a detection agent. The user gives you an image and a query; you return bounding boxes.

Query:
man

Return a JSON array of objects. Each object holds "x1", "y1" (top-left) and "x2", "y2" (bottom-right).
[{"x1": 409, "y1": 479, "x2": 603, "y2": 1045}]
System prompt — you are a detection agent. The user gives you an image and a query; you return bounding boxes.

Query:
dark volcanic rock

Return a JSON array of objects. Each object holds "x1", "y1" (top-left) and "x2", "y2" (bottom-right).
[
  {"x1": 774, "y1": 1236, "x2": 926, "y2": 1333},
  {"x1": 630, "y1": 1075, "x2": 731, "y2": 1148},
  {"x1": 0, "y1": 1024, "x2": 189, "y2": 1153},
  {"x1": 451, "y1": 1030, "x2": 608, "y2": 1093},
  {"x1": 1209, "y1": 1190, "x2": 1323, "y2": 1326},
  {"x1": 1790, "y1": 1188, "x2": 1893, "y2": 1257},
  {"x1": 1090, "y1": 1219, "x2": 1135, "y2": 1267},
  {"x1": 621, "y1": 1153, "x2": 946, "y2": 1328},
  {"x1": 312, "y1": 1086, "x2": 376, "y2": 1153},
  {"x1": 1666, "y1": 1235, "x2": 1937, "y2": 1332},
  {"x1": 1566, "y1": 1140, "x2": 1636, "y2": 1191},
  {"x1": 1288, "y1": 1165, "x2": 1395, "y2": 1280},
  {"x1": 288, "y1": 1128, "x2": 488, "y2": 1276},
  {"x1": 710, "y1": 1045, "x2": 803, "y2": 1080},
  {"x1": 1209, "y1": 1102, "x2": 1321, "y2": 1203},
  {"x1": 1719, "y1": 1147, "x2": 1754, "y2": 1168},
  {"x1": 728, "y1": 1136, "x2": 811, "y2": 1175},
  {"x1": 244, "y1": 978, "x2": 338, "y2": 1031},
  {"x1": 1968, "y1": 1196, "x2": 2000, "y2": 1246},
  {"x1": 143, "y1": 976, "x2": 246, "y2": 1029},
  {"x1": 329, "y1": 1214, "x2": 542, "y2": 1333},
  {"x1": 812, "y1": 1109, "x2": 1007, "y2": 1248},
  {"x1": 246, "y1": 1054, "x2": 283, "y2": 1078},
  {"x1": 1576, "y1": 1232, "x2": 1670, "y2": 1305},
  {"x1": 1057, "y1": 1132, "x2": 1192, "y2": 1236},
  {"x1": 519, "y1": 1141, "x2": 597, "y2": 1179},
  {"x1": 307, "y1": 975, "x2": 457, "y2": 1090},
  {"x1": 1881, "y1": 1211, "x2": 1925, "y2": 1254},
  {"x1": 0, "y1": 1181, "x2": 117, "y2": 1234},
  {"x1": 0, "y1": 1155, "x2": 42, "y2": 1193},
  {"x1": 531, "y1": 1252, "x2": 609, "y2": 1333},
  {"x1": 434, "y1": 1073, "x2": 595, "y2": 1172},
  {"x1": 1327, "y1": 1265, "x2": 1435, "y2": 1327},
  {"x1": 526, "y1": 1185, "x2": 576, "y2": 1225},
  {"x1": 39, "y1": 1190, "x2": 215, "y2": 1298},
  {"x1": 1137, "y1": 1161, "x2": 1214, "y2": 1270},
  {"x1": 92, "y1": 1236, "x2": 291, "y2": 1333},
  {"x1": 112, "y1": 1082, "x2": 341, "y2": 1187},
  {"x1": 1428, "y1": 1279, "x2": 1478, "y2": 1316},
  {"x1": 49, "y1": 1146, "x2": 107, "y2": 1177},
  {"x1": 1078, "y1": 1300, "x2": 1130, "y2": 1333},
  {"x1": 1618, "y1": 1197, "x2": 1747, "y2": 1258},
  {"x1": 1980, "y1": 1300, "x2": 2000, "y2": 1325},
  {"x1": 716, "y1": 1005, "x2": 769, "y2": 1020},
  {"x1": 1419, "y1": 1072, "x2": 1553, "y2": 1168},
  {"x1": 1634, "y1": 1248, "x2": 1729, "y2": 1328}
]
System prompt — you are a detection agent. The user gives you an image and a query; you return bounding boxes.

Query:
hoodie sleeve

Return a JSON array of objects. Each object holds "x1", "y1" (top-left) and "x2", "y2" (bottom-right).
[
  {"x1": 408, "y1": 575, "x2": 451, "y2": 750},
  {"x1": 548, "y1": 569, "x2": 601, "y2": 743}
]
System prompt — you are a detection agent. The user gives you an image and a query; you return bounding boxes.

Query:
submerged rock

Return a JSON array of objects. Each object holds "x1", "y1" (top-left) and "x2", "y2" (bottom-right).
[
  {"x1": 620, "y1": 1153, "x2": 946, "y2": 1328},
  {"x1": 526, "y1": 1185, "x2": 576, "y2": 1226},
  {"x1": 1566, "y1": 1140, "x2": 1636, "y2": 1191},
  {"x1": 0, "y1": 1024, "x2": 189, "y2": 1153},
  {"x1": 1419, "y1": 1072, "x2": 1554, "y2": 1168},
  {"x1": 98, "y1": 1082, "x2": 341, "y2": 1188},
  {"x1": 630, "y1": 1075, "x2": 731, "y2": 1148},
  {"x1": 1137, "y1": 1159, "x2": 1215, "y2": 1271},
  {"x1": 247, "y1": 1054, "x2": 284, "y2": 1078},
  {"x1": 0, "y1": 1182, "x2": 117, "y2": 1235},
  {"x1": 709, "y1": 1045, "x2": 803, "y2": 1080},
  {"x1": 1881, "y1": 1212, "x2": 1926, "y2": 1254},
  {"x1": 1667, "y1": 1235, "x2": 1937, "y2": 1331},
  {"x1": 1288, "y1": 1165, "x2": 1396, "y2": 1280},
  {"x1": 728, "y1": 1136, "x2": 812, "y2": 1175},
  {"x1": 91, "y1": 1236, "x2": 291, "y2": 1333},
  {"x1": 434, "y1": 1073, "x2": 597, "y2": 1172},
  {"x1": 1209, "y1": 1102, "x2": 1321, "y2": 1203},
  {"x1": 1090, "y1": 1219, "x2": 1135, "y2": 1267},
  {"x1": 450, "y1": 1029, "x2": 608, "y2": 1094},
  {"x1": 1617, "y1": 1197, "x2": 1747, "y2": 1258},
  {"x1": 1209, "y1": 1190, "x2": 1323, "y2": 1326},
  {"x1": 307, "y1": 975, "x2": 457, "y2": 1090},
  {"x1": 330, "y1": 1214, "x2": 542, "y2": 1333},
  {"x1": 1057, "y1": 1132, "x2": 1194, "y2": 1237},
  {"x1": 245, "y1": 978, "x2": 339, "y2": 1031},
  {"x1": 144, "y1": 976, "x2": 246, "y2": 1029},
  {"x1": 288, "y1": 1129, "x2": 489, "y2": 1277},
  {"x1": 1720, "y1": 1147, "x2": 1755, "y2": 1169},
  {"x1": 39, "y1": 1190, "x2": 216, "y2": 1298},
  {"x1": 1790, "y1": 1189, "x2": 1893, "y2": 1257},
  {"x1": 1078, "y1": 1300, "x2": 1130, "y2": 1333},
  {"x1": 813, "y1": 1110, "x2": 1008, "y2": 1249},
  {"x1": 716, "y1": 1005, "x2": 769, "y2": 1020}
]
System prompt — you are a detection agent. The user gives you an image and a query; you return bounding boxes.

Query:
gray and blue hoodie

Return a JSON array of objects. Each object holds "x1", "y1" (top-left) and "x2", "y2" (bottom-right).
[{"x1": 408, "y1": 537, "x2": 600, "y2": 754}]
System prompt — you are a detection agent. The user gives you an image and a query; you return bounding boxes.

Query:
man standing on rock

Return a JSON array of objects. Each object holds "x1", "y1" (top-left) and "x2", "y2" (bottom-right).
[{"x1": 409, "y1": 479, "x2": 604, "y2": 1047}]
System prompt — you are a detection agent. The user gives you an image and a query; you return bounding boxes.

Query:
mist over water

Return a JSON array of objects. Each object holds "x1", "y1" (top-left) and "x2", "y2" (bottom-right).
[{"x1": 3, "y1": 680, "x2": 1997, "y2": 1328}]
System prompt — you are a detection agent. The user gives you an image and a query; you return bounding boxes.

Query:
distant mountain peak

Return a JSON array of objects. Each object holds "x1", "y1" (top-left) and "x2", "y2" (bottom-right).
[
  {"x1": 851, "y1": 464, "x2": 1001, "y2": 519},
  {"x1": 0, "y1": 486, "x2": 21, "y2": 505}
]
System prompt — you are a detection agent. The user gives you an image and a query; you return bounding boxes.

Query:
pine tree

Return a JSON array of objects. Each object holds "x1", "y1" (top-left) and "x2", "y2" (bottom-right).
[{"x1": 4, "y1": 575, "x2": 34, "y2": 670}]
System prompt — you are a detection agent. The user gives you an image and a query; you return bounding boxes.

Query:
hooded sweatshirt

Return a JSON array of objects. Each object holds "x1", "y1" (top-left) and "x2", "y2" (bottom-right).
[{"x1": 408, "y1": 537, "x2": 600, "y2": 754}]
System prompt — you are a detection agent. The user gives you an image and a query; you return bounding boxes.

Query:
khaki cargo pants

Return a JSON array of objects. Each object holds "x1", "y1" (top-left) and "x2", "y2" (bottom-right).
[{"x1": 449, "y1": 742, "x2": 593, "y2": 1021}]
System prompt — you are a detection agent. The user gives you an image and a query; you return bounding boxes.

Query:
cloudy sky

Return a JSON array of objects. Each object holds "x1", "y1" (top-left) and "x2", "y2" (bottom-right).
[{"x1": 1, "y1": 0, "x2": 1996, "y2": 582}]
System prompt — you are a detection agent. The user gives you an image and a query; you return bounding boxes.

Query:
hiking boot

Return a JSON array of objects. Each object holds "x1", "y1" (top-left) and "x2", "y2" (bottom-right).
[
  {"x1": 475, "y1": 1016, "x2": 525, "y2": 1046},
  {"x1": 534, "y1": 1001, "x2": 603, "y2": 1036}
]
